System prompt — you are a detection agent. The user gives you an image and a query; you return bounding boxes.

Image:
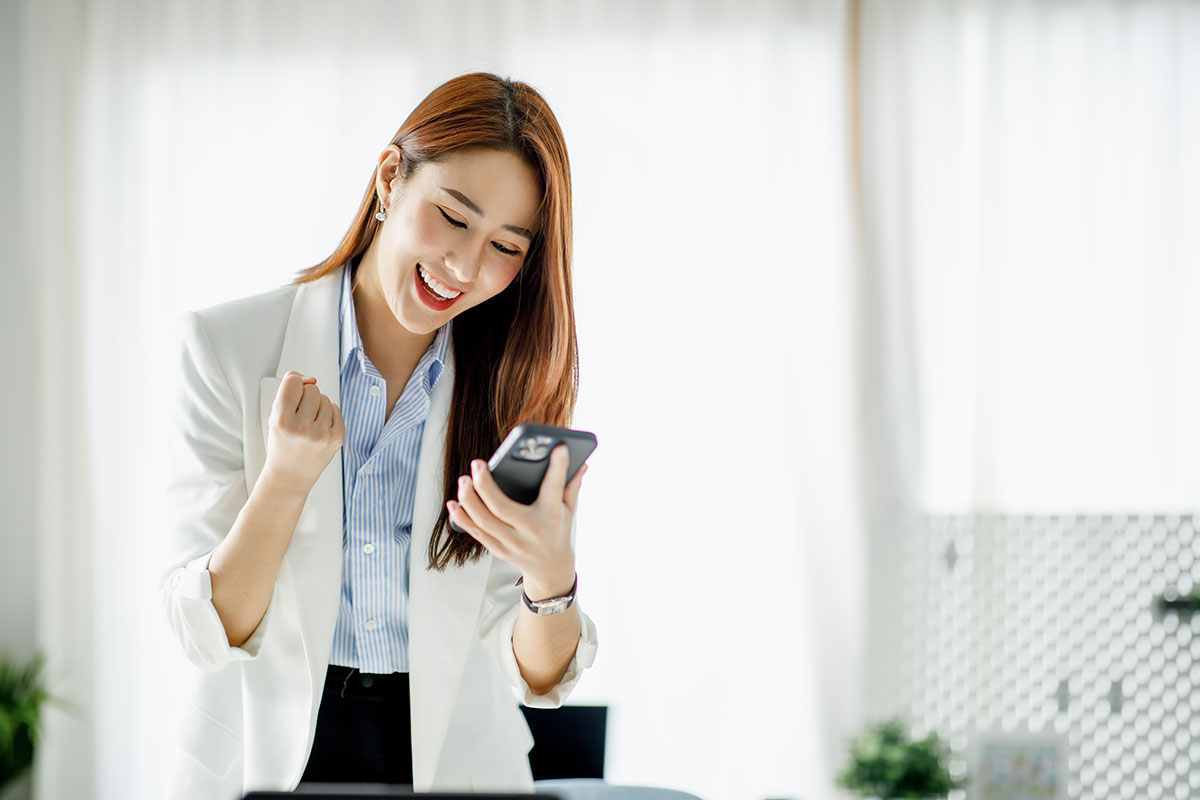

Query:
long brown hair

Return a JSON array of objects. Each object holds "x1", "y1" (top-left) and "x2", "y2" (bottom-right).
[{"x1": 294, "y1": 73, "x2": 577, "y2": 570}]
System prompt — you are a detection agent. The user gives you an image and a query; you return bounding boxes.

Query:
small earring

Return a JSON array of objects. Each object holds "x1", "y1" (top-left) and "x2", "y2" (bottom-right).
[{"x1": 375, "y1": 201, "x2": 388, "y2": 222}]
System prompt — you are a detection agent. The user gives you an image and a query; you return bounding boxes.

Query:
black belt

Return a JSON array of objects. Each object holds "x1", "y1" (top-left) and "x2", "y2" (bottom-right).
[{"x1": 324, "y1": 664, "x2": 410, "y2": 704}]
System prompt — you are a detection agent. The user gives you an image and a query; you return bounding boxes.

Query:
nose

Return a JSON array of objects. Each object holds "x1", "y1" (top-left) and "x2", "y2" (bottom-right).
[{"x1": 444, "y1": 242, "x2": 485, "y2": 285}]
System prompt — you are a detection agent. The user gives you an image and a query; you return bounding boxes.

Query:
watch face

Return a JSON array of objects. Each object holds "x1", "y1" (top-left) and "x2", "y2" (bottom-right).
[{"x1": 531, "y1": 600, "x2": 570, "y2": 616}]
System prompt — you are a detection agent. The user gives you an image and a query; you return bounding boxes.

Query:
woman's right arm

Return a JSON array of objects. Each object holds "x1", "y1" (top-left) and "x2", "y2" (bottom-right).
[
  {"x1": 162, "y1": 312, "x2": 342, "y2": 667},
  {"x1": 207, "y1": 370, "x2": 343, "y2": 648}
]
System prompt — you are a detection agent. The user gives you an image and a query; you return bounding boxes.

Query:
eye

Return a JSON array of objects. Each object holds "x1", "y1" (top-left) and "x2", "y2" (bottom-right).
[
  {"x1": 437, "y1": 206, "x2": 467, "y2": 229},
  {"x1": 492, "y1": 242, "x2": 521, "y2": 257}
]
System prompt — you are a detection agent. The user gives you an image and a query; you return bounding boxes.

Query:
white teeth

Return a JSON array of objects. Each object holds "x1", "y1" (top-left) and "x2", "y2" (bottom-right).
[{"x1": 418, "y1": 265, "x2": 461, "y2": 300}]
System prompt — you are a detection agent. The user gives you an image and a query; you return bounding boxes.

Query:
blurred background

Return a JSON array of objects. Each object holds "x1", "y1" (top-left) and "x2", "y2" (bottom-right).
[{"x1": 0, "y1": 1, "x2": 1197, "y2": 799}]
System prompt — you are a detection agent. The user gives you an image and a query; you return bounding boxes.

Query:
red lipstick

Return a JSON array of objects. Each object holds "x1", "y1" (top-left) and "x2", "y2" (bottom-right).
[{"x1": 413, "y1": 263, "x2": 463, "y2": 311}]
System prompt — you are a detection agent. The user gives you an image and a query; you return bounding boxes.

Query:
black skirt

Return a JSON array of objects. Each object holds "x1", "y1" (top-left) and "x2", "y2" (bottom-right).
[{"x1": 298, "y1": 664, "x2": 413, "y2": 786}]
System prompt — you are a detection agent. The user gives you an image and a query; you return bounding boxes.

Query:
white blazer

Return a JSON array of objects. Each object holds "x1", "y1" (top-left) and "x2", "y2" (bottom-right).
[{"x1": 160, "y1": 266, "x2": 598, "y2": 800}]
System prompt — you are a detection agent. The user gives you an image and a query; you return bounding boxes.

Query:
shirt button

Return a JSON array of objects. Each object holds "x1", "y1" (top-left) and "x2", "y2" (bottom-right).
[
  {"x1": 364, "y1": 618, "x2": 377, "y2": 631},
  {"x1": 369, "y1": 384, "x2": 381, "y2": 397},
  {"x1": 362, "y1": 462, "x2": 373, "y2": 475},
  {"x1": 363, "y1": 542, "x2": 375, "y2": 555}
]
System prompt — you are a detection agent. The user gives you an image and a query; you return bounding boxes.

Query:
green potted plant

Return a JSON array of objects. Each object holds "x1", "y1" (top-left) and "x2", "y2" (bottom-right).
[
  {"x1": 837, "y1": 718, "x2": 964, "y2": 800},
  {"x1": 0, "y1": 653, "x2": 52, "y2": 796}
]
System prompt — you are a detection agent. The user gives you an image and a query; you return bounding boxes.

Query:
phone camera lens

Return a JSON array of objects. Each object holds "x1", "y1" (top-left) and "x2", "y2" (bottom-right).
[{"x1": 515, "y1": 437, "x2": 551, "y2": 461}]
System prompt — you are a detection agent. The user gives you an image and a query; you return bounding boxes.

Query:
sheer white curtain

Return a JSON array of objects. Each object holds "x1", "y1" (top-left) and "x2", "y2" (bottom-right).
[
  {"x1": 15, "y1": 2, "x2": 864, "y2": 800},
  {"x1": 857, "y1": 0, "x2": 1200, "y2": 515}
]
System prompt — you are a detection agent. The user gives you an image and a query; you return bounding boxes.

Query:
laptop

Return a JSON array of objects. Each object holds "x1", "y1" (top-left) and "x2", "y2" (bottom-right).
[{"x1": 244, "y1": 788, "x2": 556, "y2": 799}]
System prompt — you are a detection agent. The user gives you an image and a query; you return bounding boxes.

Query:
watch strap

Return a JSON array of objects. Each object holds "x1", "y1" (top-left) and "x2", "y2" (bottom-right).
[{"x1": 516, "y1": 573, "x2": 578, "y2": 616}]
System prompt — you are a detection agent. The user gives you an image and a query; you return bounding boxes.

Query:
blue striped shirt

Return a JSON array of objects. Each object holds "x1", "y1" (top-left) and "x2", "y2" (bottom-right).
[{"x1": 329, "y1": 261, "x2": 452, "y2": 673}]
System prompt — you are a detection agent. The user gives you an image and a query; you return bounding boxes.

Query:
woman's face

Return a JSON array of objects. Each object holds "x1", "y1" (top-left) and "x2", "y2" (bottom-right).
[{"x1": 370, "y1": 146, "x2": 542, "y2": 335}]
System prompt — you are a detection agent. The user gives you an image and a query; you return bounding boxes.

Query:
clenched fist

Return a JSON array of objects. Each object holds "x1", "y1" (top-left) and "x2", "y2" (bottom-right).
[{"x1": 260, "y1": 371, "x2": 344, "y2": 498}]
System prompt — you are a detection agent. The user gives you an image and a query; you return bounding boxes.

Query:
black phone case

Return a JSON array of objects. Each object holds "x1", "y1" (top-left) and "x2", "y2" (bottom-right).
[{"x1": 487, "y1": 423, "x2": 597, "y2": 505}]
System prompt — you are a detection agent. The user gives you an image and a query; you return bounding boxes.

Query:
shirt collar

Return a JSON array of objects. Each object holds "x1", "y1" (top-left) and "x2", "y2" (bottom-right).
[
  {"x1": 339, "y1": 259, "x2": 452, "y2": 391},
  {"x1": 425, "y1": 317, "x2": 451, "y2": 392},
  {"x1": 339, "y1": 261, "x2": 362, "y2": 371}
]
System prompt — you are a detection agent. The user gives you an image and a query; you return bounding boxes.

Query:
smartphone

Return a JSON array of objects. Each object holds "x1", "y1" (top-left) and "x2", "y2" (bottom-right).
[{"x1": 450, "y1": 423, "x2": 597, "y2": 531}]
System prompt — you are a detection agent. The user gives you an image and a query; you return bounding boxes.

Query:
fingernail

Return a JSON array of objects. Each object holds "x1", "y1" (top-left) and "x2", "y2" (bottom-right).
[
  {"x1": 459, "y1": 476, "x2": 469, "y2": 488},
  {"x1": 471, "y1": 460, "x2": 483, "y2": 474}
]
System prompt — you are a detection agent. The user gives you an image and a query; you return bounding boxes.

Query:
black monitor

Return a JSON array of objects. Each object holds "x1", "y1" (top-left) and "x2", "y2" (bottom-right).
[{"x1": 520, "y1": 704, "x2": 608, "y2": 781}]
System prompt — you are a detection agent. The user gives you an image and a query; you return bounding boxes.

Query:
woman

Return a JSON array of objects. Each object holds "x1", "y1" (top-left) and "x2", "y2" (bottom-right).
[{"x1": 161, "y1": 72, "x2": 598, "y2": 799}]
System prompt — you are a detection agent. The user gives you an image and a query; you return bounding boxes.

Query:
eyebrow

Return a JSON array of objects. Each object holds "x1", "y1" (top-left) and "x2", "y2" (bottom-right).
[{"x1": 440, "y1": 186, "x2": 534, "y2": 241}]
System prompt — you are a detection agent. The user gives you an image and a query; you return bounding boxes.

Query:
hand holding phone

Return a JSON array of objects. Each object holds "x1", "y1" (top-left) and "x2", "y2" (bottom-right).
[{"x1": 449, "y1": 423, "x2": 597, "y2": 532}]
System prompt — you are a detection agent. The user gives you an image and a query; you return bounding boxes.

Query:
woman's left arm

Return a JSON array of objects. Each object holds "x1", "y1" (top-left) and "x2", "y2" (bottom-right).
[{"x1": 448, "y1": 444, "x2": 588, "y2": 695}]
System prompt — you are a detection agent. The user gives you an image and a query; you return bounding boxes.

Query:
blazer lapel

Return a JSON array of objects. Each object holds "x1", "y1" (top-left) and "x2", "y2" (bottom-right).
[
  {"x1": 408, "y1": 349, "x2": 493, "y2": 788},
  {"x1": 260, "y1": 268, "x2": 345, "y2": 723}
]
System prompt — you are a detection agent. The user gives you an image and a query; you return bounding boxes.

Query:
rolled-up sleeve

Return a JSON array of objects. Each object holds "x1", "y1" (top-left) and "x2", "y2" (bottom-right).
[
  {"x1": 494, "y1": 602, "x2": 598, "y2": 708},
  {"x1": 160, "y1": 311, "x2": 268, "y2": 671},
  {"x1": 478, "y1": 556, "x2": 599, "y2": 709}
]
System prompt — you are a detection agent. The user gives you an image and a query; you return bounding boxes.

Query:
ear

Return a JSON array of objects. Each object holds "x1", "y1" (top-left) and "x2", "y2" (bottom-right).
[{"x1": 374, "y1": 144, "x2": 404, "y2": 207}]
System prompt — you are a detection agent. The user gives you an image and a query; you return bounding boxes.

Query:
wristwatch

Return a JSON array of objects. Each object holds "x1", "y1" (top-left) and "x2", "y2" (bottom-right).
[{"x1": 516, "y1": 573, "x2": 578, "y2": 616}]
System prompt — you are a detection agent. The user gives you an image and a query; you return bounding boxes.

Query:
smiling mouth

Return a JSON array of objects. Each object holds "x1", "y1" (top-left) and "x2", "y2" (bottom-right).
[
  {"x1": 413, "y1": 263, "x2": 463, "y2": 310},
  {"x1": 418, "y1": 264, "x2": 462, "y2": 299}
]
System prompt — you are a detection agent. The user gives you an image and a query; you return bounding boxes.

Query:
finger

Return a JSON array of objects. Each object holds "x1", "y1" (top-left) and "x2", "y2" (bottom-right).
[
  {"x1": 297, "y1": 384, "x2": 322, "y2": 423},
  {"x1": 276, "y1": 373, "x2": 307, "y2": 415},
  {"x1": 315, "y1": 395, "x2": 334, "y2": 430},
  {"x1": 457, "y1": 475, "x2": 518, "y2": 544},
  {"x1": 331, "y1": 405, "x2": 345, "y2": 448},
  {"x1": 281, "y1": 372, "x2": 318, "y2": 393},
  {"x1": 535, "y1": 444, "x2": 571, "y2": 507},
  {"x1": 447, "y1": 500, "x2": 510, "y2": 559},
  {"x1": 468, "y1": 460, "x2": 527, "y2": 527},
  {"x1": 563, "y1": 463, "x2": 588, "y2": 515}
]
